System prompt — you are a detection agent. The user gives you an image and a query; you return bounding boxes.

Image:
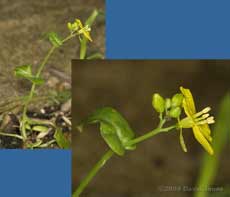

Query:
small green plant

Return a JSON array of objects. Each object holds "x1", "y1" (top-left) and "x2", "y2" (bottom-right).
[
  {"x1": 73, "y1": 87, "x2": 215, "y2": 197},
  {"x1": 0, "y1": 10, "x2": 103, "y2": 148}
]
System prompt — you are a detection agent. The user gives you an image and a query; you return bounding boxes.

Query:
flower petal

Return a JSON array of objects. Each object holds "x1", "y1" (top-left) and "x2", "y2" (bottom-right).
[
  {"x1": 180, "y1": 87, "x2": 196, "y2": 117},
  {"x1": 199, "y1": 124, "x2": 212, "y2": 142},
  {"x1": 192, "y1": 125, "x2": 214, "y2": 155},
  {"x1": 82, "y1": 31, "x2": 92, "y2": 42},
  {"x1": 76, "y1": 19, "x2": 93, "y2": 42}
]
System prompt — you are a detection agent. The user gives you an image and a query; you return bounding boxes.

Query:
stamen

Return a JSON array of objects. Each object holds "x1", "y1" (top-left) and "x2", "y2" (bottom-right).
[
  {"x1": 207, "y1": 119, "x2": 215, "y2": 124},
  {"x1": 202, "y1": 113, "x2": 210, "y2": 119},
  {"x1": 207, "y1": 117, "x2": 215, "y2": 124},
  {"x1": 196, "y1": 118, "x2": 215, "y2": 125},
  {"x1": 207, "y1": 116, "x2": 214, "y2": 120},
  {"x1": 193, "y1": 107, "x2": 211, "y2": 118},
  {"x1": 195, "y1": 113, "x2": 210, "y2": 122},
  {"x1": 202, "y1": 107, "x2": 211, "y2": 113},
  {"x1": 86, "y1": 26, "x2": 91, "y2": 31}
]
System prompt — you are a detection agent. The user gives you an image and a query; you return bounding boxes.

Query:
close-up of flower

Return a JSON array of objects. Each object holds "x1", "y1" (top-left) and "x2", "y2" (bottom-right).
[
  {"x1": 178, "y1": 87, "x2": 215, "y2": 155},
  {"x1": 73, "y1": 61, "x2": 230, "y2": 196}
]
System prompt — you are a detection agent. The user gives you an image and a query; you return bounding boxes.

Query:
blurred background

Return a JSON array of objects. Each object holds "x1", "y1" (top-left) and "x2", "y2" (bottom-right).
[
  {"x1": 0, "y1": 0, "x2": 104, "y2": 99},
  {"x1": 72, "y1": 60, "x2": 230, "y2": 197}
]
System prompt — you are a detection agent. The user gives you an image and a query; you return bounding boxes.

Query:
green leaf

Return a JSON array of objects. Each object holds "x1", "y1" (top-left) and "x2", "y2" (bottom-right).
[
  {"x1": 86, "y1": 53, "x2": 104, "y2": 60},
  {"x1": 85, "y1": 9, "x2": 99, "y2": 27},
  {"x1": 53, "y1": 90, "x2": 71, "y2": 103},
  {"x1": 32, "y1": 125, "x2": 49, "y2": 132},
  {"x1": 15, "y1": 65, "x2": 32, "y2": 77},
  {"x1": 15, "y1": 65, "x2": 44, "y2": 85},
  {"x1": 54, "y1": 128, "x2": 71, "y2": 149},
  {"x1": 78, "y1": 107, "x2": 136, "y2": 156},
  {"x1": 48, "y1": 32, "x2": 63, "y2": 47},
  {"x1": 27, "y1": 76, "x2": 45, "y2": 85}
]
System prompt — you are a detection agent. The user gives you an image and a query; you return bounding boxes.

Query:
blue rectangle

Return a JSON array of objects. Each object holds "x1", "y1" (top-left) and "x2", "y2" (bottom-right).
[
  {"x1": 0, "y1": 150, "x2": 71, "y2": 197},
  {"x1": 106, "y1": 0, "x2": 230, "y2": 59}
]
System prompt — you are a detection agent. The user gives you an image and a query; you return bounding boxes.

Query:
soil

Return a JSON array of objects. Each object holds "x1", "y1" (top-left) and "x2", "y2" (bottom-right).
[
  {"x1": 0, "y1": 103, "x2": 71, "y2": 148},
  {"x1": 72, "y1": 60, "x2": 230, "y2": 197}
]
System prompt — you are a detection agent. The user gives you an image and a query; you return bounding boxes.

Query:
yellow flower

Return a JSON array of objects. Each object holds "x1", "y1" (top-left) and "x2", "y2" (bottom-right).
[
  {"x1": 67, "y1": 19, "x2": 93, "y2": 42},
  {"x1": 178, "y1": 87, "x2": 214, "y2": 155},
  {"x1": 76, "y1": 19, "x2": 93, "y2": 42}
]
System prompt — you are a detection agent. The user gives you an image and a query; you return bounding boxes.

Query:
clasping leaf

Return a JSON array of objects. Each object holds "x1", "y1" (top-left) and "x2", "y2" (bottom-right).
[
  {"x1": 48, "y1": 32, "x2": 63, "y2": 47},
  {"x1": 78, "y1": 107, "x2": 136, "y2": 156}
]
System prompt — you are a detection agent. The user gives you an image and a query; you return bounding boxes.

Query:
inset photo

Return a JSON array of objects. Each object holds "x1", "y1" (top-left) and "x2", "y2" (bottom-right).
[
  {"x1": 72, "y1": 60, "x2": 230, "y2": 197},
  {"x1": 0, "y1": 0, "x2": 105, "y2": 149}
]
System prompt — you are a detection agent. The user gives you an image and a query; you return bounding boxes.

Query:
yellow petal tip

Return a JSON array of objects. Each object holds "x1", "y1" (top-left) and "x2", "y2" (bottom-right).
[{"x1": 209, "y1": 149, "x2": 214, "y2": 156}]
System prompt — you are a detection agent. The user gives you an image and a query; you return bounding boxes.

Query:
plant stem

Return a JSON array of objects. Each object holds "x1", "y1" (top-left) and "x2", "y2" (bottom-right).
[
  {"x1": 72, "y1": 149, "x2": 114, "y2": 197},
  {"x1": 37, "y1": 139, "x2": 56, "y2": 148},
  {"x1": 125, "y1": 125, "x2": 176, "y2": 146},
  {"x1": 0, "y1": 132, "x2": 23, "y2": 140},
  {"x1": 62, "y1": 33, "x2": 77, "y2": 43}
]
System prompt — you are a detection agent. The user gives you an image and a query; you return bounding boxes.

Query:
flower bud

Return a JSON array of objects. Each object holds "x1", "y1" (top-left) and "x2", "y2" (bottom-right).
[
  {"x1": 67, "y1": 22, "x2": 72, "y2": 30},
  {"x1": 171, "y1": 93, "x2": 183, "y2": 107},
  {"x1": 152, "y1": 93, "x2": 165, "y2": 113},
  {"x1": 169, "y1": 107, "x2": 181, "y2": 118},
  {"x1": 165, "y1": 98, "x2": 171, "y2": 109}
]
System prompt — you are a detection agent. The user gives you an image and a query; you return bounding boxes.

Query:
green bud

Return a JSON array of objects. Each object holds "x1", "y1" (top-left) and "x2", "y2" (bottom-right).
[
  {"x1": 171, "y1": 93, "x2": 183, "y2": 107},
  {"x1": 152, "y1": 93, "x2": 165, "y2": 113},
  {"x1": 67, "y1": 22, "x2": 72, "y2": 30},
  {"x1": 165, "y1": 98, "x2": 171, "y2": 109},
  {"x1": 169, "y1": 107, "x2": 181, "y2": 118}
]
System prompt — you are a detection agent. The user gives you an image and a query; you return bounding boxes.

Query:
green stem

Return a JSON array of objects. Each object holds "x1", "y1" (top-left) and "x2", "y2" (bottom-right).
[
  {"x1": 0, "y1": 132, "x2": 23, "y2": 140},
  {"x1": 62, "y1": 33, "x2": 77, "y2": 43},
  {"x1": 37, "y1": 139, "x2": 56, "y2": 148},
  {"x1": 80, "y1": 39, "x2": 87, "y2": 59},
  {"x1": 125, "y1": 125, "x2": 176, "y2": 147},
  {"x1": 72, "y1": 149, "x2": 114, "y2": 197}
]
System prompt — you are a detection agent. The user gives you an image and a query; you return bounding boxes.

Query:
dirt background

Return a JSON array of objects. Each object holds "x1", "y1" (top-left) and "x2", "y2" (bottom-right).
[
  {"x1": 0, "y1": 0, "x2": 104, "y2": 99},
  {"x1": 72, "y1": 60, "x2": 230, "y2": 197}
]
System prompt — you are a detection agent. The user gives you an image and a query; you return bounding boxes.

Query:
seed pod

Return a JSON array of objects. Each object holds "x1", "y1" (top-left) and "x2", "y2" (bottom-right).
[
  {"x1": 152, "y1": 93, "x2": 165, "y2": 113},
  {"x1": 171, "y1": 93, "x2": 183, "y2": 107},
  {"x1": 169, "y1": 107, "x2": 181, "y2": 118}
]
